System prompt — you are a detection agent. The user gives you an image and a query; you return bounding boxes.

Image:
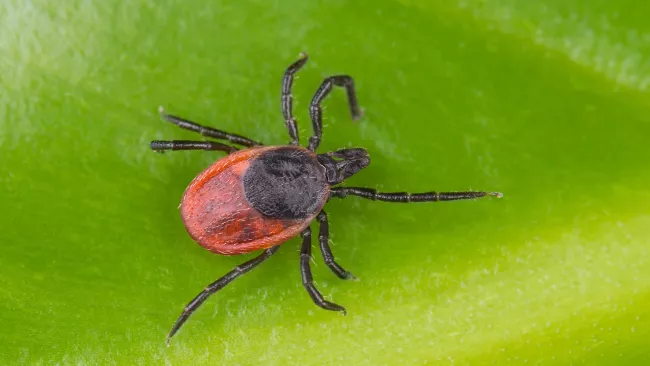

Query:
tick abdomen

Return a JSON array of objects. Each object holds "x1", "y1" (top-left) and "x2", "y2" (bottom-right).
[{"x1": 180, "y1": 146, "x2": 328, "y2": 255}]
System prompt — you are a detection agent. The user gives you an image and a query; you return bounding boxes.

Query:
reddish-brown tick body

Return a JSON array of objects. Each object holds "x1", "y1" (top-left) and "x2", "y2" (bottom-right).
[{"x1": 181, "y1": 145, "x2": 330, "y2": 255}]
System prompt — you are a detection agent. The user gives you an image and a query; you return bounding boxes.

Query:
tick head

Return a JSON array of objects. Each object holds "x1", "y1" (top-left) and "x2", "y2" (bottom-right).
[{"x1": 317, "y1": 148, "x2": 370, "y2": 185}]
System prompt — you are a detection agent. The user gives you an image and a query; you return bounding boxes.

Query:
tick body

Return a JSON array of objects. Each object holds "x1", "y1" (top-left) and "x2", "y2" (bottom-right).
[
  {"x1": 181, "y1": 146, "x2": 329, "y2": 255},
  {"x1": 150, "y1": 53, "x2": 503, "y2": 344}
]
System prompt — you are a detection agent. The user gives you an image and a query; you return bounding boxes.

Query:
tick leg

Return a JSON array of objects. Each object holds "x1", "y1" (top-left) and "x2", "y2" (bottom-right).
[
  {"x1": 308, "y1": 75, "x2": 362, "y2": 151},
  {"x1": 316, "y1": 211, "x2": 355, "y2": 280},
  {"x1": 300, "y1": 227, "x2": 347, "y2": 314},
  {"x1": 167, "y1": 246, "x2": 280, "y2": 344},
  {"x1": 158, "y1": 107, "x2": 262, "y2": 147},
  {"x1": 150, "y1": 140, "x2": 238, "y2": 154},
  {"x1": 329, "y1": 187, "x2": 504, "y2": 202},
  {"x1": 281, "y1": 52, "x2": 309, "y2": 145}
]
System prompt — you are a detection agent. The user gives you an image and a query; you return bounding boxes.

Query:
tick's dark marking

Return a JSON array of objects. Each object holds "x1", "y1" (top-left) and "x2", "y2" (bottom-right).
[
  {"x1": 242, "y1": 147, "x2": 328, "y2": 220},
  {"x1": 151, "y1": 53, "x2": 503, "y2": 344}
]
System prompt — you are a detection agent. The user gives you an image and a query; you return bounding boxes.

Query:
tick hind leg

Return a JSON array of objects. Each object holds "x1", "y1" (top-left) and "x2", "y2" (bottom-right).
[
  {"x1": 166, "y1": 246, "x2": 280, "y2": 344},
  {"x1": 281, "y1": 53, "x2": 309, "y2": 145},
  {"x1": 308, "y1": 75, "x2": 362, "y2": 151},
  {"x1": 150, "y1": 140, "x2": 238, "y2": 154},
  {"x1": 329, "y1": 187, "x2": 504, "y2": 202},
  {"x1": 300, "y1": 228, "x2": 347, "y2": 314},
  {"x1": 158, "y1": 107, "x2": 263, "y2": 147},
  {"x1": 316, "y1": 211, "x2": 355, "y2": 280}
]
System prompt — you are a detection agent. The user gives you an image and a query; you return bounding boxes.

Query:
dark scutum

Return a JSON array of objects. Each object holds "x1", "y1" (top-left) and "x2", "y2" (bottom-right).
[{"x1": 243, "y1": 147, "x2": 329, "y2": 220}]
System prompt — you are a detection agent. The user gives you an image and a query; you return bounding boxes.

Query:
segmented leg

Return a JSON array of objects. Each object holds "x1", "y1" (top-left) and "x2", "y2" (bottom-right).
[
  {"x1": 308, "y1": 75, "x2": 362, "y2": 151},
  {"x1": 300, "y1": 228, "x2": 347, "y2": 314},
  {"x1": 150, "y1": 140, "x2": 238, "y2": 154},
  {"x1": 281, "y1": 53, "x2": 309, "y2": 145},
  {"x1": 316, "y1": 211, "x2": 355, "y2": 280},
  {"x1": 158, "y1": 107, "x2": 262, "y2": 147},
  {"x1": 167, "y1": 246, "x2": 280, "y2": 344},
  {"x1": 329, "y1": 187, "x2": 503, "y2": 202}
]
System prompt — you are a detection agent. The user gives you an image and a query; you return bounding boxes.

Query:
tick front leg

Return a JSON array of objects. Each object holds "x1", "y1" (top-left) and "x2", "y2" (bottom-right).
[
  {"x1": 281, "y1": 53, "x2": 309, "y2": 145},
  {"x1": 316, "y1": 211, "x2": 355, "y2": 280},
  {"x1": 329, "y1": 187, "x2": 503, "y2": 202},
  {"x1": 308, "y1": 75, "x2": 362, "y2": 151},
  {"x1": 167, "y1": 246, "x2": 280, "y2": 344},
  {"x1": 158, "y1": 107, "x2": 263, "y2": 147},
  {"x1": 300, "y1": 228, "x2": 347, "y2": 314},
  {"x1": 150, "y1": 140, "x2": 238, "y2": 154}
]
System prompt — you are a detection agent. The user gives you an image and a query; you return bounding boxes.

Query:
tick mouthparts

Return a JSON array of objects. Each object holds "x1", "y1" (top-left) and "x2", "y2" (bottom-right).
[{"x1": 489, "y1": 192, "x2": 504, "y2": 198}]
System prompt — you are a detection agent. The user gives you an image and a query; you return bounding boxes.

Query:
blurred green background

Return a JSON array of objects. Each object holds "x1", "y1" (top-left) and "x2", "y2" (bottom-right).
[{"x1": 2, "y1": 0, "x2": 649, "y2": 364}]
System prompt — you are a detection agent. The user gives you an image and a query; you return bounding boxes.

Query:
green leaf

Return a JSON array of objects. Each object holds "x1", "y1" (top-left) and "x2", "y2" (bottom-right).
[{"x1": 2, "y1": 0, "x2": 649, "y2": 364}]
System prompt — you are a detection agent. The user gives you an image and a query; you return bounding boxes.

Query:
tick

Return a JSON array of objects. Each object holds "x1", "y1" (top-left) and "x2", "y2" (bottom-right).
[{"x1": 151, "y1": 53, "x2": 503, "y2": 343}]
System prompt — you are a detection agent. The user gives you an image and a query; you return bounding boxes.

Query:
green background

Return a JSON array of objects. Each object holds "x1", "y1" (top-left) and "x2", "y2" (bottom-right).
[{"x1": 2, "y1": 0, "x2": 649, "y2": 364}]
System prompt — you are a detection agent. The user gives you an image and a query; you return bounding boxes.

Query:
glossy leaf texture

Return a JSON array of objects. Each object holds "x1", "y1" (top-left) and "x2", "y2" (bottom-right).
[{"x1": 1, "y1": 0, "x2": 649, "y2": 364}]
